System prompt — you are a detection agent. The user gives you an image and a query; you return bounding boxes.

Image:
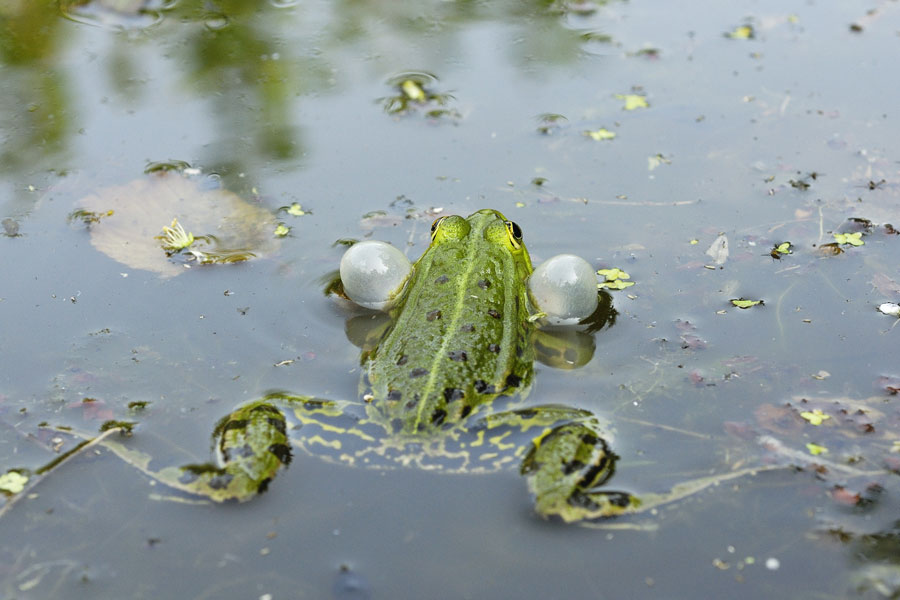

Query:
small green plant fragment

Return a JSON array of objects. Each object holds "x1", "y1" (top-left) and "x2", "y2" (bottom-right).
[
  {"x1": 730, "y1": 298, "x2": 764, "y2": 309},
  {"x1": 0, "y1": 470, "x2": 28, "y2": 495},
  {"x1": 597, "y1": 268, "x2": 635, "y2": 290},
  {"x1": 401, "y1": 79, "x2": 426, "y2": 102},
  {"x1": 156, "y1": 218, "x2": 195, "y2": 252},
  {"x1": 144, "y1": 160, "x2": 191, "y2": 174},
  {"x1": 128, "y1": 400, "x2": 150, "y2": 411},
  {"x1": 806, "y1": 442, "x2": 828, "y2": 456},
  {"x1": 274, "y1": 223, "x2": 291, "y2": 237},
  {"x1": 770, "y1": 242, "x2": 793, "y2": 258},
  {"x1": 616, "y1": 94, "x2": 649, "y2": 111},
  {"x1": 68, "y1": 208, "x2": 114, "y2": 226},
  {"x1": 598, "y1": 268, "x2": 629, "y2": 280},
  {"x1": 632, "y1": 47, "x2": 660, "y2": 59},
  {"x1": 531, "y1": 177, "x2": 548, "y2": 186},
  {"x1": 817, "y1": 243, "x2": 843, "y2": 256},
  {"x1": 99, "y1": 420, "x2": 136, "y2": 434},
  {"x1": 800, "y1": 409, "x2": 831, "y2": 426},
  {"x1": 536, "y1": 113, "x2": 567, "y2": 135},
  {"x1": 189, "y1": 248, "x2": 257, "y2": 264},
  {"x1": 380, "y1": 72, "x2": 455, "y2": 118},
  {"x1": 833, "y1": 232, "x2": 864, "y2": 246},
  {"x1": 727, "y1": 25, "x2": 755, "y2": 39},
  {"x1": 279, "y1": 203, "x2": 309, "y2": 217},
  {"x1": 584, "y1": 128, "x2": 616, "y2": 141}
]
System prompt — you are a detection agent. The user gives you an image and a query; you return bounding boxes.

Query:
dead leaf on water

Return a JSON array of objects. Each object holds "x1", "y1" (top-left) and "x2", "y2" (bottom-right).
[{"x1": 76, "y1": 173, "x2": 279, "y2": 278}]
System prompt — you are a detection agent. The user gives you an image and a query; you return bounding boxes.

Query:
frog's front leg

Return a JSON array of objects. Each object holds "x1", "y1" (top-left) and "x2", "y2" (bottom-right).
[{"x1": 482, "y1": 406, "x2": 639, "y2": 522}]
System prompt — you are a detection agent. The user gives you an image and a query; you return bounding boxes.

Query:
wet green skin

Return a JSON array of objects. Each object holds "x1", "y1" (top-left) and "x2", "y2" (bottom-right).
[
  {"x1": 367, "y1": 209, "x2": 535, "y2": 435},
  {"x1": 130, "y1": 209, "x2": 640, "y2": 522}
]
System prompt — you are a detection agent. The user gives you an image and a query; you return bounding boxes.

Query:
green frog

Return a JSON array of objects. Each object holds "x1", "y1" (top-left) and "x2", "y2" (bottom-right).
[{"x1": 122, "y1": 209, "x2": 642, "y2": 522}]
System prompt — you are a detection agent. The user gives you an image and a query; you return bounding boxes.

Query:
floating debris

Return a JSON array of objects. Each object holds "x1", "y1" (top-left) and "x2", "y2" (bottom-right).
[{"x1": 75, "y1": 172, "x2": 279, "y2": 277}]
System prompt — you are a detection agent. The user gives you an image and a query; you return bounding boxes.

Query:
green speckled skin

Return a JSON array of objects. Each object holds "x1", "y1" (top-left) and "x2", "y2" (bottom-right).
[
  {"x1": 120, "y1": 209, "x2": 645, "y2": 522},
  {"x1": 367, "y1": 209, "x2": 535, "y2": 434}
]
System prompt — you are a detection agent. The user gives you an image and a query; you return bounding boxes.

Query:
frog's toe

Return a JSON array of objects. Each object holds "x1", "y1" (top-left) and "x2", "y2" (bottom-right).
[{"x1": 528, "y1": 254, "x2": 598, "y2": 326}]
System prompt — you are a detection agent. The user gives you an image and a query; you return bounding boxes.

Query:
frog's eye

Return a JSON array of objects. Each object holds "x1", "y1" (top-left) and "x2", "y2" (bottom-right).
[
  {"x1": 430, "y1": 216, "x2": 447, "y2": 240},
  {"x1": 505, "y1": 220, "x2": 523, "y2": 249}
]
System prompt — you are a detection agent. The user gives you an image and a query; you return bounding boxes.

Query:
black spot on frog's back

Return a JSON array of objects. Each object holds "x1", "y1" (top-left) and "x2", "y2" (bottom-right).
[
  {"x1": 505, "y1": 373, "x2": 522, "y2": 388},
  {"x1": 431, "y1": 408, "x2": 447, "y2": 426},
  {"x1": 443, "y1": 388, "x2": 465, "y2": 402},
  {"x1": 410, "y1": 367, "x2": 429, "y2": 378},
  {"x1": 474, "y1": 380, "x2": 496, "y2": 394},
  {"x1": 447, "y1": 350, "x2": 467, "y2": 362},
  {"x1": 268, "y1": 443, "x2": 293, "y2": 465}
]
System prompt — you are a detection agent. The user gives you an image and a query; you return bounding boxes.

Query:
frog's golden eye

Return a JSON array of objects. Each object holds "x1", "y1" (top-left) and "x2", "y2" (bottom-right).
[
  {"x1": 505, "y1": 220, "x2": 523, "y2": 249},
  {"x1": 430, "y1": 216, "x2": 447, "y2": 240}
]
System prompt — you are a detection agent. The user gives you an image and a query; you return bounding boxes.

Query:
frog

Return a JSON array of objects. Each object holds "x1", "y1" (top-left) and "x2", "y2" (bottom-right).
[{"x1": 107, "y1": 209, "x2": 642, "y2": 522}]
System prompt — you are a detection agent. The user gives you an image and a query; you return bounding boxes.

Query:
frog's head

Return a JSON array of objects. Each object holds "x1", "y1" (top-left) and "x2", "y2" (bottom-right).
[{"x1": 426, "y1": 209, "x2": 533, "y2": 281}]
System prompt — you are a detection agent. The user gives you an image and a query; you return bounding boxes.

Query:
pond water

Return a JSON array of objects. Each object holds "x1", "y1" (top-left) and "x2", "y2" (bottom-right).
[{"x1": 2, "y1": 0, "x2": 900, "y2": 598}]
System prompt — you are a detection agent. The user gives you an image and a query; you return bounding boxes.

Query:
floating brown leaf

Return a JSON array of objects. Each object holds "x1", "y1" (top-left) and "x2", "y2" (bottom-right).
[{"x1": 77, "y1": 173, "x2": 279, "y2": 277}]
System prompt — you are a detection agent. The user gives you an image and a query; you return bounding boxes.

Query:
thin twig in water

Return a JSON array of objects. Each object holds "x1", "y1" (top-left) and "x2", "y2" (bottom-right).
[
  {"x1": 617, "y1": 416, "x2": 712, "y2": 440},
  {"x1": 0, "y1": 427, "x2": 124, "y2": 519}
]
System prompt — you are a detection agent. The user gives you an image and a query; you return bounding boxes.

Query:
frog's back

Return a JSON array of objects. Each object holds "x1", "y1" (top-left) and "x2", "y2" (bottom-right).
[{"x1": 366, "y1": 211, "x2": 534, "y2": 434}]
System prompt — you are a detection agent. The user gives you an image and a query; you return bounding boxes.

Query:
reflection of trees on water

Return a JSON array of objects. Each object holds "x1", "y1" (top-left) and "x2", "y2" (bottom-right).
[
  {"x1": 0, "y1": 0, "x2": 612, "y2": 200},
  {"x1": 0, "y1": 0, "x2": 70, "y2": 180}
]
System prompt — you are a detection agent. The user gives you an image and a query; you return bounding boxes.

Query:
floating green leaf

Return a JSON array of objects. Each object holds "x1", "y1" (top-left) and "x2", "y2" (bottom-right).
[
  {"x1": 274, "y1": 223, "x2": 291, "y2": 237},
  {"x1": 616, "y1": 94, "x2": 649, "y2": 111},
  {"x1": 727, "y1": 25, "x2": 755, "y2": 39},
  {"x1": 68, "y1": 208, "x2": 114, "y2": 226},
  {"x1": 0, "y1": 470, "x2": 28, "y2": 495},
  {"x1": 598, "y1": 268, "x2": 629, "y2": 280},
  {"x1": 771, "y1": 242, "x2": 793, "y2": 258},
  {"x1": 806, "y1": 443, "x2": 828, "y2": 456},
  {"x1": 584, "y1": 128, "x2": 616, "y2": 141},
  {"x1": 281, "y1": 203, "x2": 309, "y2": 217},
  {"x1": 800, "y1": 409, "x2": 831, "y2": 426},
  {"x1": 833, "y1": 232, "x2": 864, "y2": 246},
  {"x1": 602, "y1": 280, "x2": 635, "y2": 290},
  {"x1": 598, "y1": 268, "x2": 635, "y2": 290},
  {"x1": 401, "y1": 79, "x2": 426, "y2": 102},
  {"x1": 730, "y1": 298, "x2": 764, "y2": 309}
]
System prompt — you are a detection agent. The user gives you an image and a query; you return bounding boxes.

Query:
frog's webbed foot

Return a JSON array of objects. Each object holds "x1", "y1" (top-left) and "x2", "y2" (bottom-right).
[
  {"x1": 520, "y1": 419, "x2": 640, "y2": 522},
  {"x1": 161, "y1": 400, "x2": 292, "y2": 502}
]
